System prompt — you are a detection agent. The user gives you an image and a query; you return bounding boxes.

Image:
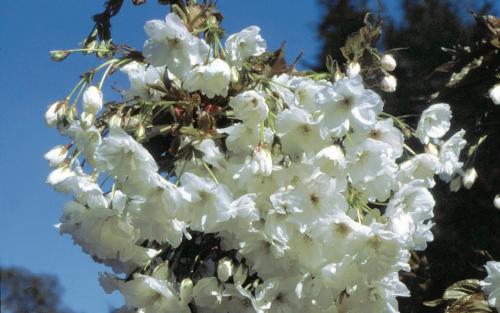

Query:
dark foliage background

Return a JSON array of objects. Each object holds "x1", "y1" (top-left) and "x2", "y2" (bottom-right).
[{"x1": 316, "y1": 0, "x2": 500, "y2": 312}]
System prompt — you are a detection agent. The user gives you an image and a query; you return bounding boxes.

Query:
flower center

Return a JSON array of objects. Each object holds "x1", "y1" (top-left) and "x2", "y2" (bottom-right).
[
  {"x1": 310, "y1": 193, "x2": 320, "y2": 206},
  {"x1": 300, "y1": 124, "x2": 312, "y2": 135},
  {"x1": 334, "y1": 222, "x2": 351, "y2": 237}
]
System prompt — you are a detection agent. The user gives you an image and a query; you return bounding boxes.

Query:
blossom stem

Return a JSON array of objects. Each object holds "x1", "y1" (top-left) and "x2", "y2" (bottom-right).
[
  {"x1": 93, "y1": 58, "x2": 119, "y2": 73},
  {"x1": 71, "y1": 81, "x2": 87, "y2": 107},
  {"x1": 110, "y1": 180, "x2": 116, "y2": 204},
  {"x1": 98, "y1": 59, "x2": 124, "y2": 89},
  {"x1": 356, "y1": 207, "x2": 363, "y2": 223},
  {"x1": 255, "y1": 75, "x2": 293, "y2": 91},
  {"x1": 369, "y1": 201, "x2": 387, "y2": 206},
  {"x1": 68, "y1": 48, "x2": 113, "y2": 53},
  {"x1": 67, "y1": 78, "x2": 86, "y2": 101},
  {"x1": 380, "y1": 112, "x2": 416, "y2": 132},
  {"x1": 215, "y1": 35, "x2": 226, "y2": 58},
  {"x1": 403, "y1": 143, "x2": 417, "y2": 156},
  {"x1": 203, "y1": 162, "x2": 219, "y2": 184}
]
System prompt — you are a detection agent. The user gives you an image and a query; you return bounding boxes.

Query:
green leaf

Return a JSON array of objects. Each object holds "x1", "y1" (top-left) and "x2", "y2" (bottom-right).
[
  {"x1": 443, "y1": 279, "x2": 482, "y2": 303},
  {"x1": 423, "y1": 299, "x2": 446, "y2": 307},
  {"x1": 445, "y1": 293, "x2": 491, "y2": 313}
]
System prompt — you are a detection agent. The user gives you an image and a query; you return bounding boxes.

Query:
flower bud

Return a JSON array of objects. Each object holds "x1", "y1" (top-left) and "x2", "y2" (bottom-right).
[
  {"x1": 96, "y1": 40, "x2": 111, "y2": 59},
  {"x1": 82, "y1": 86, "x2": 103, "y2": 114},
  {"x1": 83, "y1": 40, "x2": 98, "y2": 54},
  {"x1": 217, "y1": 257, "x2": 234, "y2": 282},
  {"x1": 180, "y1": 278, "x2": 193, "y2": 305},
  {"x1": 233, "y1": 263, "x2": 248, "y2": 286},
  {"x1": 489, "y1": 83, "x2": 500, "y2": 105},
  {"x1": 44, "y1": 145, "x2": 69, "y2": 168},
  {"x1": 251, "y1": 147, "x2": 273, "y2": 176},
  {"x1": 450, "y1": 175, "x2": 462, "y2": 192},
  {"x1": 80, "y1": 112, "x2": 95, "y2": 129},
  {"x1": 334, "y1": 70, "x2": 344, "y2": 82},
  {"x1": 135, "y1": 123, "x2": 146, "y2": 141},
  {"x1": 381, "y1": 74, "x2": 397, "y2": 92},
  {"x1": 45, "y1": 100, "x2": 67, "y2": 127},
  {"x1": 50, "y1": 50, "x2": 71, "y2": 62},
  {"x1": 494, "y1": 194, "x2": 500, "y2": 210},
  {"x1": 346, "y1": 61, "x2": 361, "y2": 77},
  {"x1": 230, "y1": 66, "x2": 239, "y2": 83},
  {"x1": 65, "y1": 106, "x2": 77, "y2": 124},
  {"x1": 462, "y1": 168, "x2": 477, "y2": 189},
  {"x1": 381, "y1": 54, "x2": 397, "y2": 71}
]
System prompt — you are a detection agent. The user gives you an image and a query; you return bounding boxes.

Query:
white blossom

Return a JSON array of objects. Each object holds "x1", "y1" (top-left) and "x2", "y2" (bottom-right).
[
  {"x1": 481, "y1": 261, "x2": 500, "y2": 311},
  {"x1": 58, "y1": 201, "x2": 160, "y2": 273},
  {"x1": 397, "y1": 153, "x2": 440, "y2": 188},
  {"x1": 95, "y1": 126, "x2": 158, "y2": 183},
  {"x1": 316, "y1": 75, "x2": 383, "y2": 138},
  {"x1": 381, "y1": 54, "x2": 397, "y2": 71},
  {"x1": 229, "y1": 90, "x2": 269, "y2": 126},
  {"x1": 143, "y1": 13, "x2": 209, "y2": 78},
  {"x1": 225, "y1": 26, "x2": 267, "y2": 68},
  {"x1": 82, "y1": 86, "x2": 103, "y2": 114},
  {"x1": 184, "y1": 58, "x2": 231, "y2": 98},
  {"x1": 218, "y1": 123, "x2": 273, "y2": 154},
  {"x1": 290, "y1": 77, "x2": 330, "y2": 113},
  {"x1": 217, "y1": 257, "x2": 234, "y2": 282},
  {"x1": 380, "y1": 74, "x2": 397, "y2": 92},
  {"x1": 45, "y1": 100, "x2": 67, "y2": 128},
  {"x1": 47, "y1": 165, "x2": 75, "y2": 193},
  {"x1": 494, "y1": 194, "x2": 500, "y2": 210},
  {"x1": 385, "y1": 181, "x2": 435, "y2": 250},
  {"x1": 120, "y1": 61, "x2": 168, "y2": 99},
  {"x1": 415, "y1": 103, "x2": 452, "y2": 144},
  {"x1": 251, "y1": 146, "x2": 273, "y2": 177},
  {"x1": 346, "y1": 62, "x2": 361, "y2": 77},
  {"x1": 196, "y1": 138, "x2": 226, "y2": 169},
  {"x1": 313, "y1": 145, "x2": 346, "y2": 178},
  {"x1": 192, "y1": 277, "x2": 223, "y2": 309},
  {"x1": 489, "y1": 83, "x2": 500, "y2": 105},
  {"x1": 101, "y1": 273, "x2": 190, "y2": 312},
  {"x1": 438, "y1": 129, "x2": 466, "y2": 182},
  {"x1": 44, "y1": 145, "x2": 68, "y2": 168},
  {"x1": 277, "y1": 107, "x2": 326, "y2": 158}
]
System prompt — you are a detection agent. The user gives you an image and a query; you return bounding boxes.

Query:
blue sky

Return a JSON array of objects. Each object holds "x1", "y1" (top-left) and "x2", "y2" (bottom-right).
[{"x1": 0, "y1": 0, "x2": 498, "y2": 312}]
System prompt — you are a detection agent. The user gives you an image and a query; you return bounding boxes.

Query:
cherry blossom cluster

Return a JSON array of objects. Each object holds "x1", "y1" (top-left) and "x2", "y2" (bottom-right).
[{"x1": 45, "y1": 4, "x2": 468, "y2": 312}]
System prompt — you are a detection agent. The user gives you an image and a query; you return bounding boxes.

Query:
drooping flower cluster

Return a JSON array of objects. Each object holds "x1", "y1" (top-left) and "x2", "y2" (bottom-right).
[{"x1": 45, "y1": 3, "x2": 467, "y2": 313}]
